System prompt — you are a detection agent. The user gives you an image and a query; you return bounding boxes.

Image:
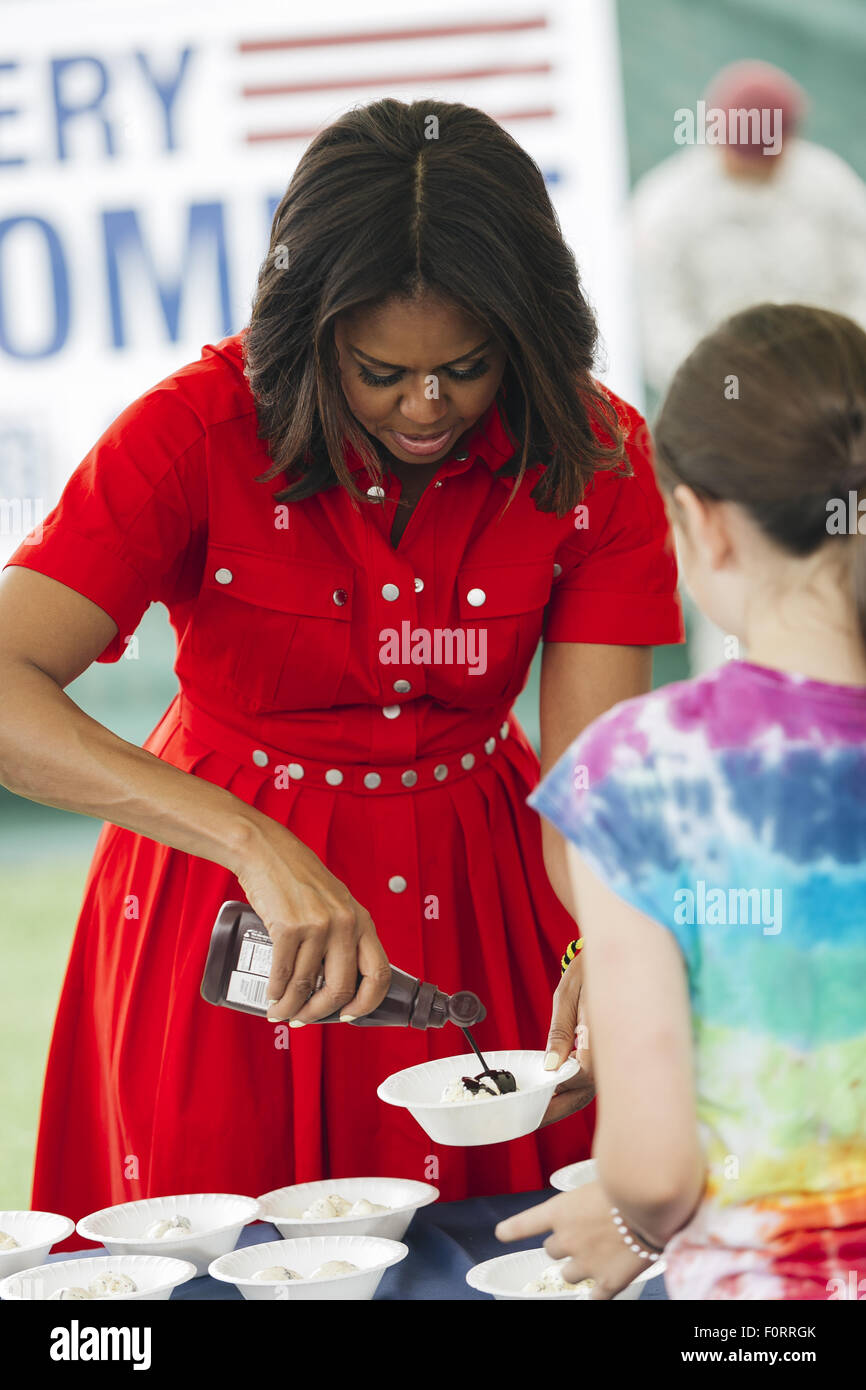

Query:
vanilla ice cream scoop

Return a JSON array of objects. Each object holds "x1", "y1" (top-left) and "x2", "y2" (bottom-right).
[
  {"x1": 88, "y1": 1272, "x2": 138, "y2": 1296},
  {"x1": 310, "y1": 1260, "x2": 359, "y2": 1279},
  {"x1": 291, "y1": 1192, "x2": 392, "y2": 1220},
  {"x1": 440, "y1": 1070, "x2": 519, "y2": 1102},
  {"x1": 522, "y1": 1266, "x2": 595, "y2": 1296},
  {"x1": 143, "y1": 1215, "x2": 192, "y2": 1240},
  {"x1": 49, "y1": 1286, "x2": 94, "y2": 1300},
  {"x1": 347, "y1": 1199, "x2": 389, "y2": 1217},
  {"x1": 250, "y1": 1266, "x2": 302, "y2": 1282},
  {"x1": 326, "y1": 1195, "x2": 353, "y2": 1216},
  {"x1": 301, "y1": 1195, "x2": 352, "y2": 1220},
  {"x1": 0, "y1": 1232, "x2": 20, "y2": 1251}
]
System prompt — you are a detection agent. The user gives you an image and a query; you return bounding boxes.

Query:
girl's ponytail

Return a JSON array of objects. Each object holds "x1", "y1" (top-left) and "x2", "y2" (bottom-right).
[{"x1": 652, "y1": 304, "x2": 866, "y2": 663}]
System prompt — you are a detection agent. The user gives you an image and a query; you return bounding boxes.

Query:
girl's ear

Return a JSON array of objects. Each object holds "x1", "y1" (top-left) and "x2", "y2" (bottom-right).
[{"x1": 672, "y1": 485, "x2": 732, "y2": 570}]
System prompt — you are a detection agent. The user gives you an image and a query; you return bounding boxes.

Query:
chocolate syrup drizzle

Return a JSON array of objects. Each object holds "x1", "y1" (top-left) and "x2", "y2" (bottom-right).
[{"x1": 459, "y1": 1026, "x2": 518, "y2": 1095}]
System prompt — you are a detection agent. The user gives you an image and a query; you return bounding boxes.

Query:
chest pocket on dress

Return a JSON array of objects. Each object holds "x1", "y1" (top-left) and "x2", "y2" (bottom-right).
[
  {"x1": 190, "y1": 545, "x2": 355, "y2": 713},
  {"x1": 447, "y1": 559, "x2": 553, "y2": 705}
]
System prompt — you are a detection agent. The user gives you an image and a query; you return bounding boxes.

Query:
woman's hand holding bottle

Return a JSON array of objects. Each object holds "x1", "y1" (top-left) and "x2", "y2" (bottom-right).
[{"x1": 231, "y1": 817, "x2": 391, "y2": 1026}]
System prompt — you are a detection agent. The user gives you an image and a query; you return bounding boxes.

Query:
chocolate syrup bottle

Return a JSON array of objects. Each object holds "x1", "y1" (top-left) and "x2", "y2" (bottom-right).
[{"x1": 201, "y1": 900, "x2": 486, "y2": 1029}]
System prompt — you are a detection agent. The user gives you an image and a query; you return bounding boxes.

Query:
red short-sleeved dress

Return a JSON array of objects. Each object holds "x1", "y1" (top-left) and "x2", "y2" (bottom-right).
[{"x1": 5, "y1": 331, "x2": 683, "y2": 1249}]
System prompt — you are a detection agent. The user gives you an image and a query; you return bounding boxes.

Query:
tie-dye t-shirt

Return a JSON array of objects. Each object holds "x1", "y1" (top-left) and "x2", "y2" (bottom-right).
[{"x1": 528, "y1": 660, "x2": 866, "y2": 1301}]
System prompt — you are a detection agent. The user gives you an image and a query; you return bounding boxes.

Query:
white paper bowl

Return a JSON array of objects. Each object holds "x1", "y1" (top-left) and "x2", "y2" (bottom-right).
[
  {"x1": 257, "y1": 1177, "x2": 438, "y2": 1239},
  {"x1": 549, "y1": 1159, "x2": 598, "y2": 1191},
  {"x1": 209, "y1": 1235, "x2": 408, "y2": 1300},
  {"x1": 0, "y1": 1254, "x2": 197, "y2": 1301},
  {"x1": 466, "y1": 1247, "x2": 666, "y2": 1300},
  {"x1": 76, "y1": 1193, "x2": 260, "y2": 1276},
  {"x1": 377, "y1": 1050, "x2": 580, "y2": 1146},
  {"x1": 0, "y1": 1211, "x2": 75, "y2": 1278}
]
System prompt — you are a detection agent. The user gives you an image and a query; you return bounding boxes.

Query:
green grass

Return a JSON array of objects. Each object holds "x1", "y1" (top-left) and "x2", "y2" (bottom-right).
[{"x1": 0, "y1": 855, "x2": 94, "y2": 1208}]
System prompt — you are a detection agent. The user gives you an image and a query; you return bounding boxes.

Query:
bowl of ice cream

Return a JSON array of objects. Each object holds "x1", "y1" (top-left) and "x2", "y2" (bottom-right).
[
  {"x1": 466, "y1": 1248, "x2": 665, "y2": 1300},
  {"x1": 209, "y1": 1235, "x2": 408, "y2": 1300},
  {"x1": 377, "y1": 1050, "x2": 581, "y2": 1146},
  {"x1": 549, "y1": 1159, "x2": 598, "y2": 1191},
  {"x1": 0, "y1": 1254, "x2": 197, "y2": 1301},
  {"x1": 0, "y1": 1211, "x2": 75, "y2": 1279},
  {"x1": 76, "y1": 1193, "x2": 260, "y2": 1276},
  {"x1": 256, "y1": 1177, "x2": 438, "y2": 1240}
]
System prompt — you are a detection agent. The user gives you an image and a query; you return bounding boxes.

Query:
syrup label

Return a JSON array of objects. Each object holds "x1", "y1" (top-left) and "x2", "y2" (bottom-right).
[{"x1": 225, "y1": 925, "x2": 272, "y2": 1011}]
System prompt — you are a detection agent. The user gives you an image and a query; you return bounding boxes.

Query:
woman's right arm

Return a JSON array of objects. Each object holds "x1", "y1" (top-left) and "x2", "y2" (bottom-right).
[{"x1": 0, "y1": 567, "x2": 391, "y2": 1024}]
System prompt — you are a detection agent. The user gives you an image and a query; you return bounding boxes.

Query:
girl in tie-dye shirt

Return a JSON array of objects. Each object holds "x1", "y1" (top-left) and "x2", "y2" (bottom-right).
[{"x1": 500, "y1": 305, "x2": 866, "y2": 1300}]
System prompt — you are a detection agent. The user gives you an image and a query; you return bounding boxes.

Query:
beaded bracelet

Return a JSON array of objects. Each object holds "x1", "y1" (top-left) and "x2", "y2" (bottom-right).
[
  {"x1": 610, "y1": 1207, "x2": 663, "y2": 1261},
  {"x1": 560, "y1": 937, "x2": 584, "y2": 974}
]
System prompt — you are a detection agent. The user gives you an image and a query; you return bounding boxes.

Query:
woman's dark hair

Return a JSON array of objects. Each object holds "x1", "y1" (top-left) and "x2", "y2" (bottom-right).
[
  {"x1": 653, "y1": 303, "x2": 866, "y2": 652},
  {"x1": 243, "y1": 98, "x2": 628, "y2": 516}
]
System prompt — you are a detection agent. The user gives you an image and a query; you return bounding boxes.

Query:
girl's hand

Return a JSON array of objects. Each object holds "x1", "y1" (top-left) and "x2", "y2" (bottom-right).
[
  {"x1": 495, "y1": 1180, "x2": 651, "y2": 1299},
  {"x1": 234, "y1": 825, "x2": 391, "y2": 1025},
  {"x1": 540, "y1": 953, "x2": 595, "y2": 1125}
]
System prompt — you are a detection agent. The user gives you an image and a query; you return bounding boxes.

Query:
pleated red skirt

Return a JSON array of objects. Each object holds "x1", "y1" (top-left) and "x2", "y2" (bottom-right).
[{"x1": 32, "y1": 695, "x2": 594, "y2": 1251}]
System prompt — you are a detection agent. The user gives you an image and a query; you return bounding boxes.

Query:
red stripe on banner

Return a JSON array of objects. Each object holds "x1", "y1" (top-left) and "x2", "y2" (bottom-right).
[
  {"x1": 237, "y1": 17, "x2": 548, "y2": 53},
  {"x1": 244, "y1": 107, "x2": 556, "y2": 143},
  {"x1": 488, "y1": 106, "x2": 556, "y2": 121},
  {"x1": 242, "y1": 63, "x2": 552, "y2": 98}
]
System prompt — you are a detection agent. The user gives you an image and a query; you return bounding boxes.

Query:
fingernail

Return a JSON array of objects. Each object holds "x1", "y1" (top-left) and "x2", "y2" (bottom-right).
[
  {"x1": 544, "y1": 1051, "x2": 561, "y2": 1071},
  {"x1": 289, "y1": 1020, "x2": 306, "y2": 1029},
  {"x1": 340, "y1": 1014, "x2": 357, "y2": 1023}
]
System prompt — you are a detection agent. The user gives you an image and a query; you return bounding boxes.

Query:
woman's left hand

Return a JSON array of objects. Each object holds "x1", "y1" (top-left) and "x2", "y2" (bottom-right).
[
  {"x1": 539, "y1": 952, "x2": 595, "y2": 1125},
  {"x1": 495, "y1": 1180, "x2": 651, "y2": 1300}
]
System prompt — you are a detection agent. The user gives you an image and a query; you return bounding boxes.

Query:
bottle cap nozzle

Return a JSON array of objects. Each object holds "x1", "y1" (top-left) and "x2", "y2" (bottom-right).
[{"x1": 446, "y1": 990, "x2": 486, "y2": 1027}]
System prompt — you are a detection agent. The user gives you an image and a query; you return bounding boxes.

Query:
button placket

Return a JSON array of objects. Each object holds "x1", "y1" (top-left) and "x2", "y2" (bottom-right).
[
  {"x1": 374, "y1": 773, "x2": 420, "y2": 941},
  {"x1": 374, "y1": 547, "x2": 424, "y2": 746}
]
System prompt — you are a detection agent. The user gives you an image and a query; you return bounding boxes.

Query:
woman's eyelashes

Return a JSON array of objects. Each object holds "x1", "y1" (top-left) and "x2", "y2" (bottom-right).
[{"x1": 357, "y1": 360, "x2": 490, "y2": 388}]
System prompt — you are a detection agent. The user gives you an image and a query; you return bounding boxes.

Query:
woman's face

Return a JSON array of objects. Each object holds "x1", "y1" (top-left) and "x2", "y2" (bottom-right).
[{"x1": 333, "y1": 294, "x2": 507, "y2": 467}]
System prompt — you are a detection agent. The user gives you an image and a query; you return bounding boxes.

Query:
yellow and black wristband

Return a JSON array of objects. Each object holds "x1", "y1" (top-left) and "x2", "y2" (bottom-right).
[{"x1": 560, "y1": 937, "x2": 584, "y2": 974}]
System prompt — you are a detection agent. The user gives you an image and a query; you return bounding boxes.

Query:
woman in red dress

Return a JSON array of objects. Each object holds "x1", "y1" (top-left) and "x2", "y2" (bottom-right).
[{"x1": 0, "y1": 100, "x2": 682, "y2": 1250}]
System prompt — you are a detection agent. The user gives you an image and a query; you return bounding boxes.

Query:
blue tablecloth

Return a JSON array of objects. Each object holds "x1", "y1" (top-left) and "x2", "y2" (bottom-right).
[{"x1": 45, "y1": 1189, "x2": 668, "y2": 1300}]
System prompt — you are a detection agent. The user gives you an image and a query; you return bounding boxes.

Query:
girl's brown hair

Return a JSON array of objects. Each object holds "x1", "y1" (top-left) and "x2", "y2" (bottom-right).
[
  {"x1": 243, "y1": 98, "x2": 629, "y2": 516},
  {"x1": 653, "y1": 303, "x2": 866, "y2": 651}
]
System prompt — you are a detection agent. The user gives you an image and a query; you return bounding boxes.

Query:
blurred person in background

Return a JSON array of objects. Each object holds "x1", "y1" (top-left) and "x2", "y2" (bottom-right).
[
  {"x1": 499, "y1": 304, "x2": 866, "y2": 1299},
  {"x1": 0, "y1": 99, "x2": 682, "y2": 1245},
  {"x1": 631, "y1": 59, "x2": 866, "y2": 674}
]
